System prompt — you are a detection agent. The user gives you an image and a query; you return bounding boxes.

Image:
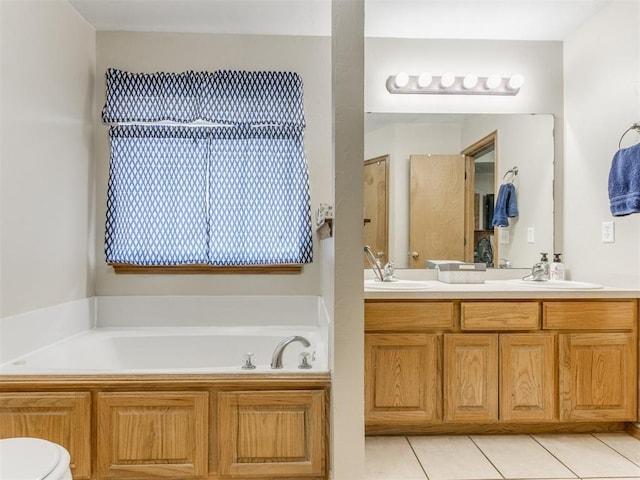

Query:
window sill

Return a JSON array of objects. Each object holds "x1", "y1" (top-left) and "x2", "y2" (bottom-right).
[{"x1": 109, "y1": 263, "x2": 303, "y2": 274}]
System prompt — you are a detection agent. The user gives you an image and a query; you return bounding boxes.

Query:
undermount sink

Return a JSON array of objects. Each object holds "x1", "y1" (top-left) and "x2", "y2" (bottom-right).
[
  {"x1": 365, "y1": 279, "x2": 433, "y2": 291},
  {"x1": 508, "y1": 279, "x2": 603, "y2": 290}
]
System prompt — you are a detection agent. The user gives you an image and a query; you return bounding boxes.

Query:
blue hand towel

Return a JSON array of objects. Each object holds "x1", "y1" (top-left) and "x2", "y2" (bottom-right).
[
  {"x1": 609, "y1": 143, "x2": 640, "y2": 216},
  {"x1": 492, "y1": 183, "x2": 518, "y2": 227}
]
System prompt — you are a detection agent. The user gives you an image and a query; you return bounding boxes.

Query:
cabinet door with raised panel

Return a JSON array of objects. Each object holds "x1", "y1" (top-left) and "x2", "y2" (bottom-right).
[
  {"x1": 559, "y1": 333, "x2": 637, "y2": 421},
  {"x1": 444, "y1": 334, "x2": 498, "y2": 423},
  {"x1": 97, "y1": 391, "x2": 208, "y2": 478},
  {"x1": 500, "y1": 333, "x2": 556, "y2": 422},
  {"x1": 218, "y1": 390, "x2": 325, "y2": 478},
  {"x1": 365, "y1": 333, "x2": 440, "y2": 425},
  {"x1": 0, "y1": 392, "x2": 91, "y2": 479}
]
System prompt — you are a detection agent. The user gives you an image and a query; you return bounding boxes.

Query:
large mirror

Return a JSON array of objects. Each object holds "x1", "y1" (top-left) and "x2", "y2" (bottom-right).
[{"x1": 364, "y1": 113, "x2": 554, "y2": 269}]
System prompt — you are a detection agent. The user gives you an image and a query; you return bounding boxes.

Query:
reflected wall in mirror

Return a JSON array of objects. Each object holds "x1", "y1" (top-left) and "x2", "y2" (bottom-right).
[{"x1": 364, "y1": 113, "x2": 554, "y2": 268}]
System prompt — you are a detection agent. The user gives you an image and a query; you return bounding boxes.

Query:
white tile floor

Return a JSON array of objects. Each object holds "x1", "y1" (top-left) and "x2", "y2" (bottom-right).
[{"x1": 365, "y1": 433, "x2": 640, "y2": 480}]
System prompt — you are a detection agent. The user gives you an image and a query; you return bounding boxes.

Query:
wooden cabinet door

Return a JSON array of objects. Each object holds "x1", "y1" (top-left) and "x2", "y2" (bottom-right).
[
  {"x1": 500, "y1": 334, "x2": 556, "y2": 422},
  {"x1": 365, "y1": 333, "x2": 440, "y2": 425},
  {"x1": 0, "y1": 392, "x2": 91, "y2": 479},
  {"x1": 218, "y1": 390, "x2": 325, "y2": 478},
  {"x1": 97, "y1": 391, "x2": 208, "y2": 478},
  {"x1": 444, "y1": 334, "x2": 498, "y2": 422},
  {"x1": 559, "y1": 333, "x2": 637, "y2": 421}
]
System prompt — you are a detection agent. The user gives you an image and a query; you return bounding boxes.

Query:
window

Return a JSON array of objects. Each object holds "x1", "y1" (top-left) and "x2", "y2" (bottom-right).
[{"x1": 102, "y1": 69, "x2": 313, "y2": 271}]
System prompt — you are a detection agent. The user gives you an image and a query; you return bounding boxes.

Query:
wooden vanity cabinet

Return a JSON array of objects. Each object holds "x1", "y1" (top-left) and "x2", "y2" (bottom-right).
[
  {"x1": 365, "y1": 333, "x2": 440, "y2": 424},
  {"x1": 365, "y1": 298, "x2": 638, "y2": 433},
  {"x1": 0, "y1": 392, "x2": 91, "y2": 479}
]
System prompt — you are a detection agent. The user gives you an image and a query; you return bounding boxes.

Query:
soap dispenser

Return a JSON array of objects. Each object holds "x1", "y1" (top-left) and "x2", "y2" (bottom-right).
[{"x1": 550, "y1": 253, "x2": 565, "y2": 281}]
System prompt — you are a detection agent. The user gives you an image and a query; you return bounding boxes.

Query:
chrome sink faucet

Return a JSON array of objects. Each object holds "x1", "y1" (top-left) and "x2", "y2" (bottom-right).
[
  {"x1": 364, "y1": 245, "x2": 395, "y2": 282},
  {"x1": 270, "y1": 335, "x2": 311, "y2": 369},
  {"x1": 523, "y1": 262, "x2": 549, "y2": 281}
]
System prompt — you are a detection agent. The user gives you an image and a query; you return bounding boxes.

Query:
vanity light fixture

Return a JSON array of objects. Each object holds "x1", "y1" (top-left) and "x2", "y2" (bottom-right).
[{"x1": 386, "y1": 72, "x2": 525, "y2": 95}]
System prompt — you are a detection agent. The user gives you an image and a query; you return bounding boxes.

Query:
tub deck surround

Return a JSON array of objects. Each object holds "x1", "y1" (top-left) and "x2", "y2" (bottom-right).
[{"x1": 0, "y1": 295, "x2": 331, "y2": 480}]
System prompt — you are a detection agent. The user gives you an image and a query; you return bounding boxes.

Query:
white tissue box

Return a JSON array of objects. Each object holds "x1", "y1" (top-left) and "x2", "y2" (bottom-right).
[{"x1": 437, "y1": 262, "x2": 486, "y2": 284}]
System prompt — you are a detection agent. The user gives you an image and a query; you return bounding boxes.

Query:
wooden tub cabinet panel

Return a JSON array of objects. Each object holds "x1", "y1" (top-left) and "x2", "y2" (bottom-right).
[
  {"x1": 96, "y1": 391, "x2": 208, "y2": 479},
  {"x1": 218, "y1": 390, "x2": 326, "y2": 478},
  {"x1": 0, "y1": 392, "x2": 91, "y2": 479}
]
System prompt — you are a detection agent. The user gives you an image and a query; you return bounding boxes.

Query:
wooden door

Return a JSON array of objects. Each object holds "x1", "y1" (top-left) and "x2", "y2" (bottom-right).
[
  {"x1": 500, "y1": 333, "x2": 556, "y2": 422},
  {"x1": 364, "y1": 155, "x2": 389, "y2": 267},
  {"x1": 409, "y1": 154, "x2": 471, "y2": 267},
  {"x1": 559, "y1": 333, "x2": 637, "y2": 421},
  {"x1": 365, "y1": 333, "x2": 440, "y2": 425},
  {"x1": 0, "y1": 392, "x2": 91, "y2": 479},
  {"x1": 97, "y1": 391, "x2": 208, "y2": 478},
  {"x1": 444, "y1": 334, "x2": 498, "y2": 422},
  {"x1": 218, "y1": 390, "x2": 325, "y2": 478}
]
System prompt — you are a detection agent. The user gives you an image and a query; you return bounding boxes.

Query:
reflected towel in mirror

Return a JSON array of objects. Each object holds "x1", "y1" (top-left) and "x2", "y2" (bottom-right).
[{"x1": 491, "y1": 183, "x2": 518, "y2": 227}]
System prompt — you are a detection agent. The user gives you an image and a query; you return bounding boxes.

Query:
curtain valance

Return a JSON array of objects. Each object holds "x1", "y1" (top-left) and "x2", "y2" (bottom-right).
[{"x1": 102, "y1": 69, "x2": 306, "y2": 126}]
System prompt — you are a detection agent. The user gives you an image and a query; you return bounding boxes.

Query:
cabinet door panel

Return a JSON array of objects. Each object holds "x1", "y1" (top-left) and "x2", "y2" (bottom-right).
[
  {"x1": 461, "y1": 302, "x2": 540, "y2": 331},
  {"x1": 500, "y1": 334, "x2": 556, "y2": 422},
  {"x1": 0, "y1": 392, "x2": 91, "y2": 479},
  {"x1": 444, "y1": 334, "x2": 498, "y2": 423},
  {"x1": 97, "y1": 391, "x2": 208, "y2": 478},
  {"x1": 218, "y1": 390, "x2": 325, "y2": 478},
  {"x1": 544, "y1": 301, "x2": 636, "y2": 330},
  {"x1": 559, "y1": 333, "x2": 637, "y2": 421},
  {"x1": 365, "y1": 334, "x2": 439, "y2": 424}
]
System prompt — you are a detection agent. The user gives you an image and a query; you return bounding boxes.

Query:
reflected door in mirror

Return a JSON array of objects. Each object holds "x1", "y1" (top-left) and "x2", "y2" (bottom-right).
[
  {"x1": 409, "y1": 154, "x2": 472, "y2": 268},
  {"x1": 364, "y1": 155, "x2": 389, "y2": 267}
]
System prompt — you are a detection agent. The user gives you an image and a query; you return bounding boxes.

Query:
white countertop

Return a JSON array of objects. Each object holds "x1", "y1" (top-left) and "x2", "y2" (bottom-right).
[{"x1": 364, "y1": 270, "x2": 640, "y2": 299}]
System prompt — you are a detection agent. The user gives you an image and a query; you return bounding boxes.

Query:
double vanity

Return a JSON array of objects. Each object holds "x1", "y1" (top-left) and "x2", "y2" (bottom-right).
[{"x1": 364, "y1": 275, "x2": 639, "y2": 437}]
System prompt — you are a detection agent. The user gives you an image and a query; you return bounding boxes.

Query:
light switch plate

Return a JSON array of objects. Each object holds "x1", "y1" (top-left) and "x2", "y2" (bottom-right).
[
  {"x1": 499, "y1": 229, "x2": 509, "y2": 244},
  {"x1": 602, "y1": 221, "x2": 615, "y2": 243},
  {"x1": 527, "y1": 227, "x2": 535, "y2": 243}
]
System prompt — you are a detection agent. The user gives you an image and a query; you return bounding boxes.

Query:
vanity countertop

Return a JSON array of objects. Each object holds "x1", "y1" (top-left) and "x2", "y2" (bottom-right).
[{"x1": 364, "y1": 270, "x2": 640, "y2": 300}]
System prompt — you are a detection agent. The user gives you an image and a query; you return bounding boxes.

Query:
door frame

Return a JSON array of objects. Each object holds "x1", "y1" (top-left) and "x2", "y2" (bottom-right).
[
  {"x1": 462, "y1": 131, "x2": 498, "y2": 266},
  {"x1": 364, "y1": 155, "x2": 390, "y2": 266}
]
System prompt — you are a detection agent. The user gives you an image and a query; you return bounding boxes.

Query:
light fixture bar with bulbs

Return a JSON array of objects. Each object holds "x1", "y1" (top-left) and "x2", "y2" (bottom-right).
[{"x1": 386, "y1": 72, "x2": 524, "y2": 95}]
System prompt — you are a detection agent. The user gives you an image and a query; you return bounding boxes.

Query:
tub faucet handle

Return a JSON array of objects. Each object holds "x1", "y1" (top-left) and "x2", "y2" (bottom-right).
[
  {"x1": 242, "y1": 352, "x2": 256, "y2": 370},
  {"x1": 298, "y1": 351, "x2": 312, "y2": 369}
]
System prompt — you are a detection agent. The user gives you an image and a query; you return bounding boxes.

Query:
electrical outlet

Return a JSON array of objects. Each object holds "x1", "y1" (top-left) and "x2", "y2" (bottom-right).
[
  {"x1": 602, "y1": 221, "x2": 615, "y2": 243},
  {"x1": 527, "y1": 227, "x2": 535, "y2": 243}
]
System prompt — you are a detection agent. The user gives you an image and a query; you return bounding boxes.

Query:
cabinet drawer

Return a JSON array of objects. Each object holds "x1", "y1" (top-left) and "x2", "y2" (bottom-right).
[
  {"x1": 461, "y1": 302, "x2": 539, "y2": 331},
  {"x1": 543, "y1": 301, "x2": 637, "y2": 330},
  {"x1": 365, "y1": 301, "x2": 455, "y2": 331}
]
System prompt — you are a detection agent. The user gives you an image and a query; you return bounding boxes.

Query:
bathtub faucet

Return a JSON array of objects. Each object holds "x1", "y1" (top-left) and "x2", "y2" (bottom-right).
[{"x1": 270, "y1": 335, "x2": 311, "y2": 369}]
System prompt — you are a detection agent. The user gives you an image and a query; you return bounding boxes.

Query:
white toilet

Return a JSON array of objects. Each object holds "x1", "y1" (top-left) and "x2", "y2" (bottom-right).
[{"x1": 0, "y1": 437, "x2": 72, "y2": 480}]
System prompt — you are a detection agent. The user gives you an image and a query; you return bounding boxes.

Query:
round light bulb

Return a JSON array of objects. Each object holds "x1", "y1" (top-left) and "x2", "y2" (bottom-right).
[
  {"x1": 462, "y1": 73, "x2": 478, "y2": 89},
  {"x1": 394, "y1": 72, "x2": 410, "y2": 89},
  {"x1": 507, "y1": 74, "x2": 525, "y2": 90},
  {"x1": 417, "y1": 72, "x2": 433, "y2": 88},
  {"x1": 440, "y1": 72, "x2": 455, "y2": 88},
  {"x1": 485, "y1": 74, "x2": 502, "y2": 90}
]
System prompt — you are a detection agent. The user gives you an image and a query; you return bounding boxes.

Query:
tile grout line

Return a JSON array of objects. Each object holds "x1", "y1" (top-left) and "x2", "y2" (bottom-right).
[
  {"x1": 591, "y1": 433, "x2": 640, "y2": 470},
  {"x1": 405, "y1": 436, "x2": 431, "y2": 480},
  {"x1": 468, "y1": 435, "x2": 505, "y2": 480},
  {"x1": 529, "y1": 434, "x2": 581, "y2": 479}
]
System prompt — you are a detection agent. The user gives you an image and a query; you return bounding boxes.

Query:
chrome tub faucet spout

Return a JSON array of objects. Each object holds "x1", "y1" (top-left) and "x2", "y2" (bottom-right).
[{"x1": 270, "y1": 335, "x2": 311, "y2": 369}]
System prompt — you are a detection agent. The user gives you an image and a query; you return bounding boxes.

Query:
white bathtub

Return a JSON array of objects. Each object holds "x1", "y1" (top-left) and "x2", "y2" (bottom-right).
[{"x1": 0, "y1": 326, "x2": 327, "y2": 374}]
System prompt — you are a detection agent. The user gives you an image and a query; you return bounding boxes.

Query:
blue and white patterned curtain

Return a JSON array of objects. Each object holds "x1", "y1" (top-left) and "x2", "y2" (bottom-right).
[{"x1": 103, "y1": 69, "x2": 312, "y2": 266}]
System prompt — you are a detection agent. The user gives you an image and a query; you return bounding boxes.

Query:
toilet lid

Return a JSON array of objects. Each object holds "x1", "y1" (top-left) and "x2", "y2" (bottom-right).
[{"x1": 0, "y1": 437, "x2": 62, "y2": 480}]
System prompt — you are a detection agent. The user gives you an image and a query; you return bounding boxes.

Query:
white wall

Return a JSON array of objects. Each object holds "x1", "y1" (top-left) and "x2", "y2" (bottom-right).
[
  {"x1": 563, "y1": 1, "x2": 640, "y2": 286},
  {"x1": 0, "y1": 0, "x2": 95, "y2": 317},
  {"x1": 94, "y1": 32, "x2": 332, "y2": 296}
]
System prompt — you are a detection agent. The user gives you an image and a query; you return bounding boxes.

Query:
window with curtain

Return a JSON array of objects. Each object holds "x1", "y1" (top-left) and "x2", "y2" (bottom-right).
[{"x1": 103, "y1": 69, "x2": 313, "y2": 269}]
